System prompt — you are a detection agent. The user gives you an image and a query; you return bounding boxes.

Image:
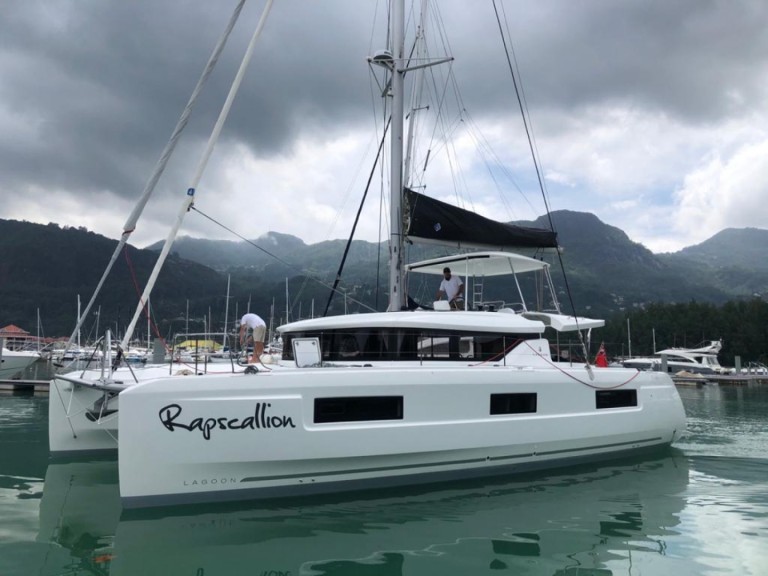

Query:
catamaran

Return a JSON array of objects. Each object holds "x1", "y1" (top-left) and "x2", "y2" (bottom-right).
[{"x1": 110, "y1": 0, "x2": 686, "y2": 508}]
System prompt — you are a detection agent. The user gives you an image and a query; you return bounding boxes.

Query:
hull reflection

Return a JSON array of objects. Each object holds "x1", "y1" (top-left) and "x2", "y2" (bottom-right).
[{"x1": 37, "y1": 451, "x2": 690, "y2": 576}]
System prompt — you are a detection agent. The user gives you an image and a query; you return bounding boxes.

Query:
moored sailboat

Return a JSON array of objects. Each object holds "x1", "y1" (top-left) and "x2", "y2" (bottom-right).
[{"x1": 115, "y1": 0, "x2": 686, "y2": 508}]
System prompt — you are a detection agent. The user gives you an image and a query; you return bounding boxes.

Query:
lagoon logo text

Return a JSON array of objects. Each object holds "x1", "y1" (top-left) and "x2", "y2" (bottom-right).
[{"x1": 159, "y1": 403, "x2": 296, "y2": 440}]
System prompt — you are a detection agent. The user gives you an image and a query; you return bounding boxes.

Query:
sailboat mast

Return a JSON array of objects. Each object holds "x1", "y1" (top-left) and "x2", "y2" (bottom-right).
[
  {"x1": 403, "y1": 0, "x2": 429, "y2": 186},
  {"x1": 77, "y1": 294, "x2": 81, "y2": 349},
  {"x1": 285, "y1": 277, "x2": 290, "y2": 322},
  {"x1": 120, "y1": 0, "x2": 274, "y2": 351},
  {"x1": 57, "y1": 1, "x2": 247, "y2": 361},
  {"x1": 223, "y1": 274, "x2": 231, "y2": 350},
  {"x1": 146, "y1": 296, "x2": 150, "y2": 347},
  {"x1": 388, "y1": 0, "x2": 406, "y2": 312}
]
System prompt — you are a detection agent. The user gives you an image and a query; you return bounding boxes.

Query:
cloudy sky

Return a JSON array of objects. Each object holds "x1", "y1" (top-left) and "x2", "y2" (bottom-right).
[{"x1": 2, "y1": 0, "x2": 768, "y2": 254}]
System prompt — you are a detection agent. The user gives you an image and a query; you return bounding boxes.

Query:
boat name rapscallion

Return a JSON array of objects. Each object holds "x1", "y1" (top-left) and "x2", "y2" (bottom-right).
[{"x1": 159, "y1": 403, "x2": 296, "y2": 440}]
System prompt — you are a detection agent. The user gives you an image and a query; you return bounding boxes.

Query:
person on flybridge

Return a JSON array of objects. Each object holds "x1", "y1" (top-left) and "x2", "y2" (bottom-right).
[
  {"x1": 436, "y1": 267, "x2": 465, "y2": 310},
  {"x1": 239, "y1": 312, "x2": 266, "y2": 363}
]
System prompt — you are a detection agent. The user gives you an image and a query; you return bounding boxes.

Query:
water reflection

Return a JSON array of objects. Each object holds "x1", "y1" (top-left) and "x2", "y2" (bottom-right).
[
  {"x1": 676, "y1": 384, "x2": 768, "y2": 459},
  {"x1": 36, "y1": 452, "x2": 692, "y2": 576}
]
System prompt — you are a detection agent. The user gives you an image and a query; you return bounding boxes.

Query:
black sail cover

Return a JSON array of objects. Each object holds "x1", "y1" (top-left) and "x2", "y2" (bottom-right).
[{"x1": 404, "y1": 188, "x2": 558, "y2": 249}]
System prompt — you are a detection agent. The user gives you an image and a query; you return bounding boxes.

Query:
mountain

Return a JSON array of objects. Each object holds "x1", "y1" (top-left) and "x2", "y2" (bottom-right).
[
  {"x1": 2, "y1": 214, "x2": 767, "y2": 338},
  {"x1": 145, "y1": 210, "x2": 753, "y2": 316},
  {"x1": 0, "y1": 220, "x2": 227, "y2": 337},
  {"x1": 145, "y1": 232, "x2": 307, "y2": 271},
  {"x1": 526, "y1": 211, "x2": 734, "y2": 314},
  {"x1": 658, "y1": 228, "x2": 768, "y2": 298}
]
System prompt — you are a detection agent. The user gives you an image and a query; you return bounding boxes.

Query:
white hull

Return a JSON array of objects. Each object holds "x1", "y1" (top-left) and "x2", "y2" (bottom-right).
[
  {"x1": 49, "y1": 364, "x2": 186, "y2": 454},
  {"x1": 622, "y1": 340, "x2": 728, "y2": 375},
  {"x1": 118, "y1": 363, "x2": 685, "y2": 508},
  {"x1": 622, "y1": 358, "x2": 717, "y2": 375},
  {"x1": 48, "y1": 357, "x2": 270, "y2": 454},
  {"x1": 0, "y1": 348, "x2": 40, "y2": 379},
  {"x1": 49, "y1": 381, "x2": 119, "y2": 454}
]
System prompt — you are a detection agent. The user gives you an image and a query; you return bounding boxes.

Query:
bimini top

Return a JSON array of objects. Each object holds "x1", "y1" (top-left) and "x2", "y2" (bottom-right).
[{"x1": 406, "y1": 251, "x2": 549, "y2": 276}]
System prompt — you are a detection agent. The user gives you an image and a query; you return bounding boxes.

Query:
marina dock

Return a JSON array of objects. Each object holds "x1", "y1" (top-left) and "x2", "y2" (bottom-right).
[
  {"x1": 672, "y1": 373, "x2": 768, "y2": 386},
  {"x1": 0, "y1": 379, "x2": 49, "y2": 393}
]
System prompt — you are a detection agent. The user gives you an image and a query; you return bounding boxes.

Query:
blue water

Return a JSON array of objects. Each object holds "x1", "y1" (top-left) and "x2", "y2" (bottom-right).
[{"x1": 1, "y1": 383, "x2": 767, "y2": 575}]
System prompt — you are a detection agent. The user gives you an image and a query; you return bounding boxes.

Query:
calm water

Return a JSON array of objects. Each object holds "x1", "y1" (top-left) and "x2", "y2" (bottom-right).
[{"x1": 1, "y1": 384, "x2": 767, "y2": 575}]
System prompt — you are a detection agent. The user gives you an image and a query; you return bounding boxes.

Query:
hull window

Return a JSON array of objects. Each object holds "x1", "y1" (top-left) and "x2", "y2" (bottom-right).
[
  {"x1": 595, "y1": 389, "x2": 637, "y2": 409},
  {"x1": 490, "y1": 393, "x2": 537, "y2": 415},
  {"x1": 314, "y1": 396, "x2": 404, "y2": 423}
]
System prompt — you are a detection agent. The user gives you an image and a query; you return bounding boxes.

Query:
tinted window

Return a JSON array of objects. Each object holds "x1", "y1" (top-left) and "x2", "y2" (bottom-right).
[
  {"x1": 314, "y1": 396, "x2": 404, "y2": 423},
  {"x1": 595, "y1": 389, "x2": 637, "y2": 409},
  {"x1": 490, "y1": 393, "x2": 537, "y2": 414}
]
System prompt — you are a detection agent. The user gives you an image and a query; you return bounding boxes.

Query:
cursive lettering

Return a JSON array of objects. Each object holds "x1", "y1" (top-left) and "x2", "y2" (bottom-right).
[{"x1": 159, "y1": 403, "x2": 296, "y2": 440}]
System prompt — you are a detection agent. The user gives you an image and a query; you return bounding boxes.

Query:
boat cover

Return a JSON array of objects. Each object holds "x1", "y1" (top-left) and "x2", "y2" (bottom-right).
[{"x1": 404, "y1": 188, "x2": 558, "y2": 249}]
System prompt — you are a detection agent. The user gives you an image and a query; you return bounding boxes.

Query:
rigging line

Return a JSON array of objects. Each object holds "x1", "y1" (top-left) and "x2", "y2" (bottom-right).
[
  {"x1": 122, "y1": 248, "x2": 167, "y2": 349},
  {"x1": 414, "y1": 45, "x2": 467, "y2": 209},
  {"x1": 421, "y1": 58, "x2": 464, "y2": 206},
  {"x1": 460, "y1": 107, "x2": 540, "y2": 215},
  {"x1": 374, "y1": 84, "x2": 391, "y2": 310},
  {"x1": 367, "y1": 14, "x2": 390, "y2": 312},
  {"x1": 444, "y1": 67, "x2": 535, "y2": 219},
  {"x1": 461, "y1": 125, "x2": 516, "y2": 217},
  {"x1": 523, "y1": 341, "x2": 639, "y2": 389},
  {"x1": 190, "y1": 206, "x2": 378, "y2": 314},
  {"x1": 292, "y1": 131, "x2": 378, "y2": 313},
  {"x1": 376, "y1": 102, "x2": 389, "y2": 311},
  {"x1": 491, "y1": 1, "x2": 549, "y2": 216},
  {"x1": 414, "y1": 57, "x2": 480, "y2": 215},
  {"x1": 324, "y1": 118, "x2": 391, "y2": 317},
  {"x1": 492, "y1": 0, "x2": 589, "y2": 363},
  {"x1": 58, "y1": 0, "x2": 247, "y2": 363},
  {"x1": 410, "y1": 111, "x2": 462, "y2": 186},
  {"x1": 121, "y1": 0, "x2": 274, "y2": 352},
  {"x1": 498, "y1": 1, "x2": 552, "y2": 210}
]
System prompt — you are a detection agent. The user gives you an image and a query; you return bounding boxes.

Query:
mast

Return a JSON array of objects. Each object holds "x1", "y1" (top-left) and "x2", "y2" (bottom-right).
[
  {"x1": 285, "y1": 278, "x2": 290, "y2": 322},
  {"x1": 403, "y1": 0, "x2": 429, "y2": 186},
  {"x1": 380, "y1": 0, "x2": 450, "y2": 310},
  {"x1": 59, "y1": 0, "x2": 247, "y2": 360},
  {"x1": 120, "y1": 0, "x2": 274, "y2": 351},
  {"x1": 146, "y1": 297, "x2": 150, "y2": 347},
  {"x1": 77, "y1": 295, "x2": 81, "y2": 350},
  {"x1": 268, "y1": 297, "x2": 275, "y2": 345},
  {"x1": 223, "y1": 274, "x2": 231, "y2": 351},
  {"x1": 388, "y1": 0, "x2": 406, "y2": 311}
]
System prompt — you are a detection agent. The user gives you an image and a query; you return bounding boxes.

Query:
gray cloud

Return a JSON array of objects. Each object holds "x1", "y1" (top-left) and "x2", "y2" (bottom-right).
[{"x1": 1, "y1": 0, "x2": 767, "y2": 251}]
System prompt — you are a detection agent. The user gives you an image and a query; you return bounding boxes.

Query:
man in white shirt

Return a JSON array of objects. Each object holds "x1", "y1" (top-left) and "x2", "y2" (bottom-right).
[
  {"x1": 239, "y1": 312, "x2": 267, "y2": 363},
  {"x1": 436, "y1": 267, "x2": 464, "y2": 310}
]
